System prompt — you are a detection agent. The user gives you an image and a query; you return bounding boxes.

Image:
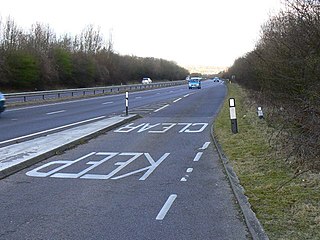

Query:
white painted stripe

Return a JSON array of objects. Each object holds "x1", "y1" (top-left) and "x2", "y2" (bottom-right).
[
  {"x1": 156, "y1": 194, "x2": 177, "y2": 220},
  {"x1": 0, "y1": 116, "x2": 106, "y2": 146},
  {"x1": 173, "y1": 98, "x2": 182, "y2": 103},
  {"x1": 135, "y1": 97, "x2": 142, "y2": 99},
  {"x1": 186, "y1": 168, "x2": 193, "y2": 173},
  {"x1": 183, "y1": 94, "x2": 190, "y2": 97},
  {"x1": 102, "y1": 101, "x2": 113, "y2": 105},
  {"x1": 46, "y1": 110, "x2": 66, "y2": 115},
  {"x1": 193, "y1": 152, "x2": 203, "y2": 162},
  {"x1": 180, "y1": 177, "x2": 187, "y2": 182},
  {"x1": 199, "y1": 142, "x2": 211, "y2": 150},
  {"x1": 154, "y1": 104, "x2": 169, "y2": 113}
]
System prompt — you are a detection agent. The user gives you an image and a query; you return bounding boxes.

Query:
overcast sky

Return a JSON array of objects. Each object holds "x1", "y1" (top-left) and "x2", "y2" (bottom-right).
[{"x1": 0, "y1": 0, "x2": 282, "y2": 67}]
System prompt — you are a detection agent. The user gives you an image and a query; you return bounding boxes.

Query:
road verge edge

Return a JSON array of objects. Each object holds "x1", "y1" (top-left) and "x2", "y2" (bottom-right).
[{"x1": 211, "y1": 125, "x2": 269, "y2": 240}]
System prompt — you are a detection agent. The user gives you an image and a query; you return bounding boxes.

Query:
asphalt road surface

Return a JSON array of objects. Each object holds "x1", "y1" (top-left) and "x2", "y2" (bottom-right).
[
  {"x1": 0, "y1": 83, "x2": 188, "y2": 145},
  {"x1": 0, "y1": 80, "x2": 250, "y2": 239}
]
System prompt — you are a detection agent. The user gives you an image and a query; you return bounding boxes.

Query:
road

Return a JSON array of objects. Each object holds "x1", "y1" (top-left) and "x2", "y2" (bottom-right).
[
  {"x1": 0, "y1": 80, "x2": 250, "y2": 239},
  {"x1": 0, "y1": 84, "x2": 186, "y2": 145}
]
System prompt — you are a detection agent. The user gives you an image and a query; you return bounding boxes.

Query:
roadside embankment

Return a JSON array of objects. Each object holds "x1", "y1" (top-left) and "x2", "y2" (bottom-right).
[{"x1": 214, "y1": 83, "x2": 320, "y2": 239}]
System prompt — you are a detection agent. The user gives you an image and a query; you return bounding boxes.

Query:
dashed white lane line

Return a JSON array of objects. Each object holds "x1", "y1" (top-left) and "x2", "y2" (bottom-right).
[
  {"x1": 199, "y1": 142, "x2": 211, "y2": 150},
  {"x1": 186, "y1": 168, "x2": 193, "y2": 173},
  {"x1": 156, "y1": 194, "x2": 177, "y2": 220},
  {"x1": 154, "y1": 104, "x2": 169, "y2": 113},
  {"x1": 193, "y1": 152, "x2": 203, "y2": 162},
  {"x1": 183, "y1": 94, "x2": 190, "y2": 97},
  {"x1": 173, "y1": 98, "x2": 182, "y2": 103},
  {"x1": 102, "y1": 101, "x2": 113, "y2": 105},
  {"x1": 46, "y1": 110, "x2": 66, "y2": 115}
]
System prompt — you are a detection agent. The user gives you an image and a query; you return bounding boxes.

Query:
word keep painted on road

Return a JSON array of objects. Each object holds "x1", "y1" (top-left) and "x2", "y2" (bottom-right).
[
  {"x1": 26, "y1": 152, "x2": 170, "y2": 180},
  {"x1": 114, "y1": 123, "x2": 209, "y2": 133}
]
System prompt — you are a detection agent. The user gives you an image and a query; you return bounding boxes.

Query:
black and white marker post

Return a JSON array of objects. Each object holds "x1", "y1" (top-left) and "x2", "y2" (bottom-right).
[
  {"x1": 229, "y1": 98, "x2": 238, "y2": 134},
  {"x1": 125, "y1": 91, "x2": 129, "y2": 116}
]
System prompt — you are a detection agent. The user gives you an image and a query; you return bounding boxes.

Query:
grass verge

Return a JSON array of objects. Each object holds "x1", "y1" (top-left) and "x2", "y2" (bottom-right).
[{"x1": 214, "y1": 83, "x2": 320, "y2": 240}]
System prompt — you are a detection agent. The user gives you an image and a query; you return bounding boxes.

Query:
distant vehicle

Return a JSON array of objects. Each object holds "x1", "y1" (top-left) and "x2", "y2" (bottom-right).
[
  {"x1": 0, "y1": 92, "x2": 6, "y2": 114},
  {"x1": 188, "y1": 78, "x2": 201, "y2": 89},
  {"x1": 142, "y1": 77, "x2": 152, "y2": 84},
  {"x1": 213, "y1": 77, "x2": 220, "y2": 82}
]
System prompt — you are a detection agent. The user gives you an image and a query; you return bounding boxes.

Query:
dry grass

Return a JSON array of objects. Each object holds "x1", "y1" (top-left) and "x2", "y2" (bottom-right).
[{"x1": 214, "y1": 83, "x2": 320, "y2": 239}]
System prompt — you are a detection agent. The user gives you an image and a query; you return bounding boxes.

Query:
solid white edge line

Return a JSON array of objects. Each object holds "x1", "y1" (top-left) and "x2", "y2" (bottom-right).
[
  {"x1": 156, "y1": 194, "x2": 177, "y2": 220},
  {"x1": 193, "y1": 152, "x2": 203, "y2": 162},
  {"x1": 0, "y1": 115, "x2": 106, "y2": 145},
  {"x1": 154, "y1": 104, "x2": 169, "y2": 113}
]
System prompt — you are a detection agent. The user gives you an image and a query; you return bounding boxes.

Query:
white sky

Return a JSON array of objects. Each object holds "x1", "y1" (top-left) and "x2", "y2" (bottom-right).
[{"x1": 0, "y1": 0, "x2": 282, "y2": 67}]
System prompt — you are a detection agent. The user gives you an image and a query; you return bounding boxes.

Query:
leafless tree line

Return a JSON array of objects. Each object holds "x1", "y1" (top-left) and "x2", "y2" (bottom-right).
[
  {"x1": 0, "y1": 17, "x2": 188, "y2": 90},
  {"x1": 225, "y1": 0, "x2": 320, "y2": 170}
]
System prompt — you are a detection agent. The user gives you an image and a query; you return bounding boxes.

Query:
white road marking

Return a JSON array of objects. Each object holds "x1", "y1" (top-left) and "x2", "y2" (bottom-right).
[
  {"x1": 0, "y1": 116, "x2": 106, "y2": 146},
  {"x1": 173, "y1": 98, "x2": 182, "y2": 103},
  {"x1": 199, "y1": 142, "x2": 211, "y2": 150},
  {"x1": 156, "y1": 194, "x2": 177, "y2": 220},
  {"x1": 102, "y1": 101, "x2": 113, "y2": 105},
  {"x1": 46, "y1": 110, "x2": 66, "y2": 115},
  {"x1": 115, "y1": 122, "x2": 209, "y2": 133},
  {"x1": 193, "y1": 152, "x2": 203, "y2": 162},
  {"x1": 186, "y1": 168, "x2": 193, "y2": 173},
  {"x1": 154, "y1": 104, "x2": 169, "y2": 112},
  {"x1": 135, "y1": 97, "x2": 142, "y2": 99},
  {"x1": 26, "y1": 152, "x2": 170, "y2": 181},
  {"x1": 180, "y1": 177, "x2": 187, "y2": 182},
  {"x1": 183, "y1": 94, "x2": 190, "y2": 97}
]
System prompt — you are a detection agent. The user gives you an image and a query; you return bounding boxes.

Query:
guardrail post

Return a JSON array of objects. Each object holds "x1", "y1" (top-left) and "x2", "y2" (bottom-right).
[{"x1": 229, "y1": 98, "x2": 238, "y2": 134}]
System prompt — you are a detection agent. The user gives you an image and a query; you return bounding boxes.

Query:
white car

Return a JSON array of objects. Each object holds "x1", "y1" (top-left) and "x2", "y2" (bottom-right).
[{"x1": 142, "y1": 77, "x2": 152, "y2": 84}]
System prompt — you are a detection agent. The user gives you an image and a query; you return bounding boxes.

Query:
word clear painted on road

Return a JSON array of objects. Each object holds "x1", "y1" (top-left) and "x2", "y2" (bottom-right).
[
  {"x1": 26, "y1": 152, "x2": 170, "y2": 180},
  {"x1": 114, "y1": 122, "x2": 208, "y2": 133}
]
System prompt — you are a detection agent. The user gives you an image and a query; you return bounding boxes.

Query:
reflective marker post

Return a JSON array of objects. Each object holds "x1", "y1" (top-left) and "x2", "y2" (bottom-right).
[
  {"x1": 257, "y1": 106, "x2": 264, "y2": 119},
  {"x1": 229, "y1": 98, "x2": 238, "y2": 134},
  {"x1": 125, "y1": 92, "x2": 129, "y2": 116}
]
